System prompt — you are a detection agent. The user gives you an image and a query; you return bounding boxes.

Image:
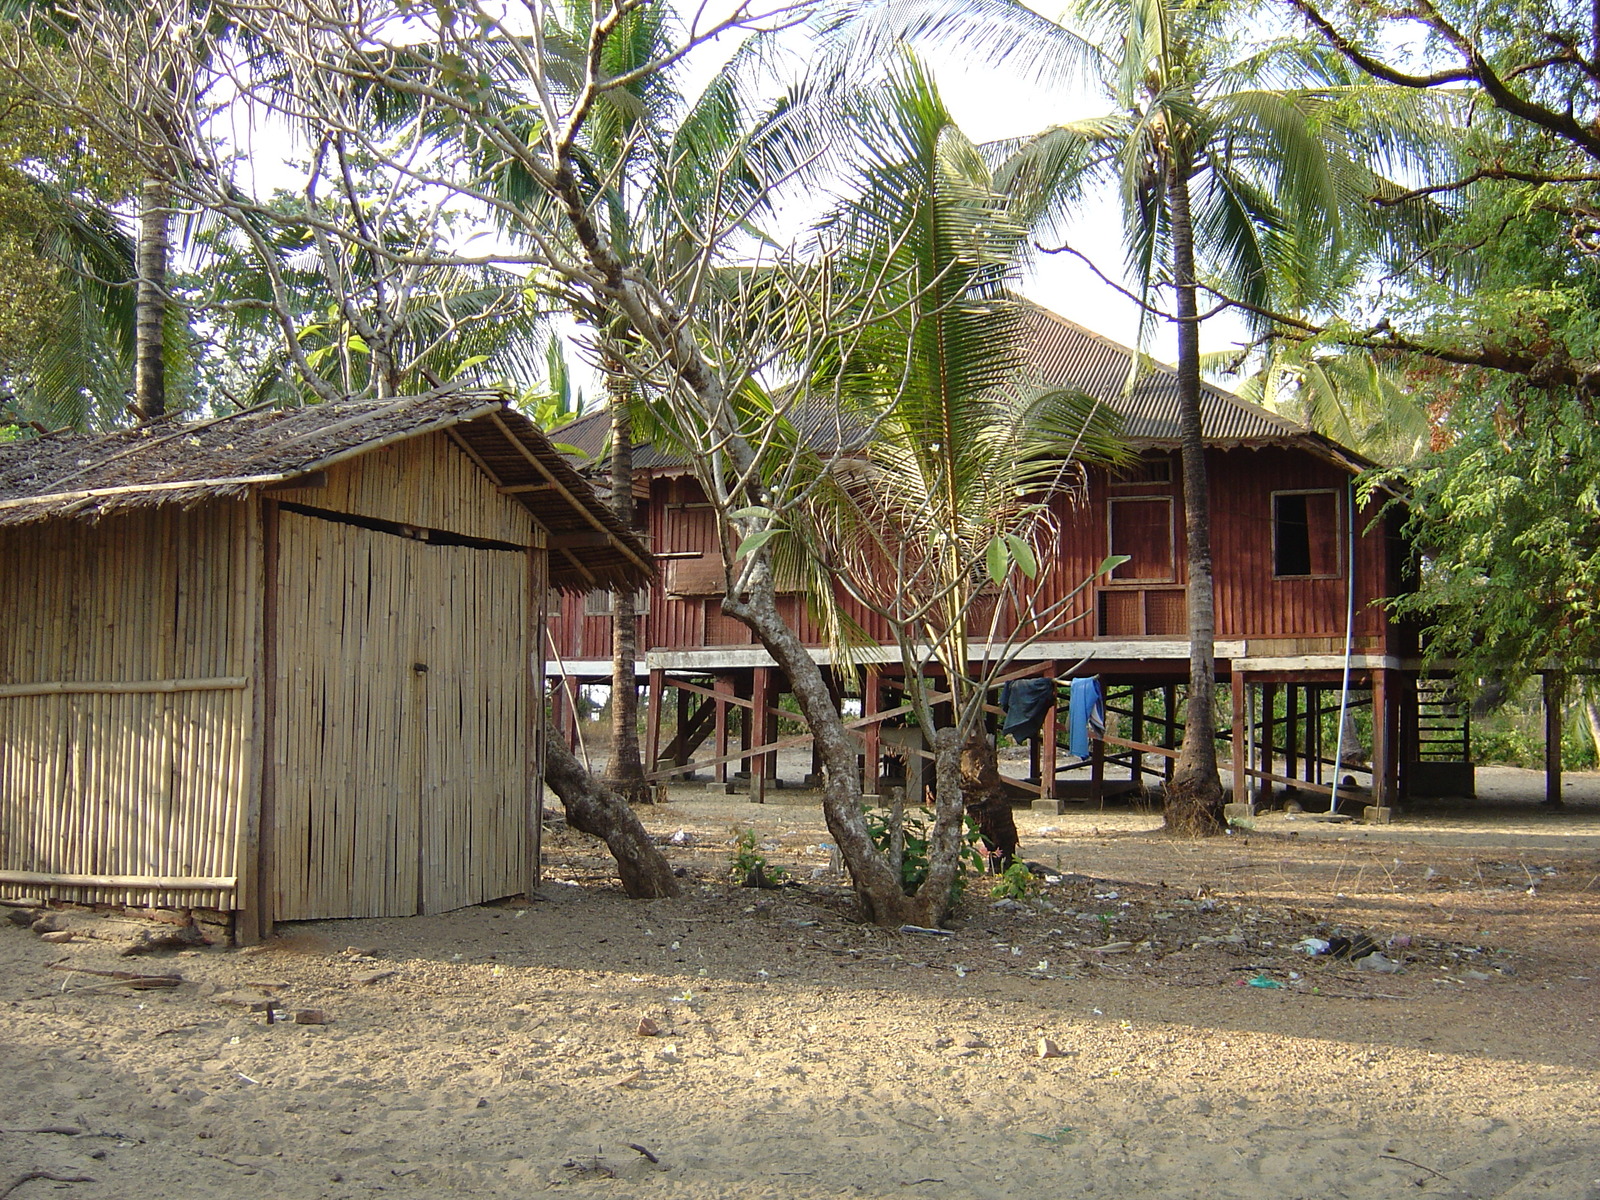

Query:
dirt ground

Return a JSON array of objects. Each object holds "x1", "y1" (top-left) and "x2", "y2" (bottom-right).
[{"x1": 3, "y1": 766, "x2": 1599, "y2": 1200}]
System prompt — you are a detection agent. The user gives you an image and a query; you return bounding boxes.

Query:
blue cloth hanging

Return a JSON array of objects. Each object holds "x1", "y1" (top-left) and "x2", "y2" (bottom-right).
[{"x1": 1068, "y1": 676, "x2": 1105, "y2": 759}]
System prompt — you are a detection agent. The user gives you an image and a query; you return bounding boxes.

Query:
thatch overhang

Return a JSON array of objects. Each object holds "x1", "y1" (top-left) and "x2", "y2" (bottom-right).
[{"x1": 0, "y1": 390, "x2": 653, "y2": 591}]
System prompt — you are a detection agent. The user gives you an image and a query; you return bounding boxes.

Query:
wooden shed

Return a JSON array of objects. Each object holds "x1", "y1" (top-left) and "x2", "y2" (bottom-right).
[{"x1": 0, "y1": 392, "x2": 651, "y2": 939}]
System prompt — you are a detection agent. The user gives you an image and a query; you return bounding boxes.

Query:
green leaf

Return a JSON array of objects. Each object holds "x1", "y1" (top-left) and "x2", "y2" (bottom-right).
[
  {"x1": 1005, "y1": 534, "x2": 1038, "y2": 579},
  {"x1": 730, "y1": 505, "x2": 776, "y2": 521},
  {"x1": 986, "y1": 536, "x2": 1008, "y2": 585},
  {"x1": 737, "y1": 529, "x2": 779, "y2": 558},
  {"x1": 1096, "y1": 554, "x2": 1131, "y2": 577},
  {"x1": 451, "y1": 354, "x2": 491, "y2": 378}
]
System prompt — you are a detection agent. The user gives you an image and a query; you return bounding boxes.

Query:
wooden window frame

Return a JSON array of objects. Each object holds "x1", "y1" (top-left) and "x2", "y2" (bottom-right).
[
  {"x1": 1271, "y1": 487, "x2": 1343, "y2": 580},
  {"x1": 584, "y1": 587, "x2": 652, "y2": 616},
  {"x1": 1105, "y1": 495, "x2": 1177, "y2": 584}
]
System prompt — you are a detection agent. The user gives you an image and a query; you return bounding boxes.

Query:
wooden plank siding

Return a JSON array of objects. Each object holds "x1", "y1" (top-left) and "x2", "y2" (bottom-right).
[
  {"x1": 552, "y1": 446, "x2": 1402, "y2": 663},
  {"x1": 0, "y1": 503, "x2": 251, "y2": 909}
]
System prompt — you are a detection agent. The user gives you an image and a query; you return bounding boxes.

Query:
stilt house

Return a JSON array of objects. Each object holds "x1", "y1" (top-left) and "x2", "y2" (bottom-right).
[
  {"x1": 0, "y1": 392, "x2": 651, "y2": 939},
  {"x1": 550, "y1": 302, "x2": 1462, "y2": 813}
]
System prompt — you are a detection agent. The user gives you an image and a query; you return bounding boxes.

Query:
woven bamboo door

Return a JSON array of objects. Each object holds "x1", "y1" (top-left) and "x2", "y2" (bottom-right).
[{"x1": 273, "y1": 512, "x2": 526, "y2": 919}]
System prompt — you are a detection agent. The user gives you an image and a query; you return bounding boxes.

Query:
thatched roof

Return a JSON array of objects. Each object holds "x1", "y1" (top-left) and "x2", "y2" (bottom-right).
[{"x1": 0, "y1": 391, "x2": 652, "y2": 591}]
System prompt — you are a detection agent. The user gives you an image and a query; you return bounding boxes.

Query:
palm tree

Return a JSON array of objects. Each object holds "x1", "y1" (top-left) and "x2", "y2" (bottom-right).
[
  {"x1": 834, "y1": 0, "x2": 1426, "y2": 833},
  {"x1": 797, "y1": 58, "x2": 1126, "y2": 866}
]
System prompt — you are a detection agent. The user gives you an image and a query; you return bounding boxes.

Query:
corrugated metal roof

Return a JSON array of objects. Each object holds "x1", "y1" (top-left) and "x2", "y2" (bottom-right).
[
  {"x1": 551, "y1": 301, "x2": 1368, "y2": 475},
  {"x1": 1013, "y1": 301, "x2": 1310, "y2": 447}
]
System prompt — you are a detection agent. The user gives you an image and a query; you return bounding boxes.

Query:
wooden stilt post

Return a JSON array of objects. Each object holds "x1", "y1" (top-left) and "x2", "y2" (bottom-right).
[
  {"x1": 736, "y1": 671, "x2": 754, "y2": 784},
  {"x1": 1089, "y1": 730, "x2": 1105, "y2": 808},
  {"x1": 1130, "y1": 685, "x2": 1145, "y2": 790},
  {"x1": 1163, "y1": 684, "x2": 1176, "y2": 783},
  {"x1": 1285, "y1": 684, "x2": 1299, "y2": 795},
  {"x1": 1231, "y1": 669, "x2": 1249, "y2": 811},
  {"x1": 862, "y1": 667, "x2": 882, "y2": 797},
  {"x1": 675, "y1": 685, "x2": 692, "y2": 771},
  {"x1": 1544, "y1": 670, "x2": 1565, "y2": 806},
  {"x1": 751, "y1": 667, "x2": 772, "y2": 804},
  {"x1": 1372, "y1": 669, "x2": 1394, "y2": 810},
  {"x1": 1259, "y1": 682, "x2": 1277, "y2": 806},
  {"x1": 645, "y1": 668, "x2": 664, "y2": 779},
  {"x1": 712, "y1": 675, "x2": 732, "y2": 784},
  {"x1": 1308, "y1": 686, "x2": 1321, "y2": 785},
  {"x1": 1041, "y1": 664, "x2": 1059, "y2": 801}
]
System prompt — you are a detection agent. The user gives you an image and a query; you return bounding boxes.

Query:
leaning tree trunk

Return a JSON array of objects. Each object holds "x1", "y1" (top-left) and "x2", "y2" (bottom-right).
[
  {"x1": 1163, "y1": 162, "x2": 1226, "y2": 836},
  {"x1": 543, "y1": 730, "x2": 679, "y2": 898},
  {"x1": 959, "y1": 728, "x2": 1018, "y2": 869},
  {"x1": 132, "y1": 177, "x2": 169, "y2": 423},
  {"x1": 603, "y1": 380, "x2": 651, "y2": 805},
  {"x1": 723, "y1": 558, "x2": 967, "y2": 926}
]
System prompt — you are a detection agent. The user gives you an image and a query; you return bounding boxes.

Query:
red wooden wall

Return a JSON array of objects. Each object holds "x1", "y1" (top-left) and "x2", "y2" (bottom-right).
[{"x1": 547, "y1": 446, "x2": 1407, "y2": 666}]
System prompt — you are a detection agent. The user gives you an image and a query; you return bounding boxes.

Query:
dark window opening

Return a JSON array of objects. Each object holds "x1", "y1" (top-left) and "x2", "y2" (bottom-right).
[{"x1": 1273, "y1": 491, "x2": 1339, "y2": 577}]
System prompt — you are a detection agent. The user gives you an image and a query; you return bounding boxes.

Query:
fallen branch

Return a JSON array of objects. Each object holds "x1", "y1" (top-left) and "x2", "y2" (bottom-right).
[
  {"x1": 0, "y1": 1127, "x2": 81, "y2": 1136},
  {"x1": 45, "y1": 964, "x2": 181, "y2": 988}
]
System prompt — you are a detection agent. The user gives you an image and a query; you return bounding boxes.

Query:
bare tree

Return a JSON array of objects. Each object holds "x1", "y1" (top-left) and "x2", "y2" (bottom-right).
[{"x1": 11, "y1": 0, "x2": 1119, "y2": 924}]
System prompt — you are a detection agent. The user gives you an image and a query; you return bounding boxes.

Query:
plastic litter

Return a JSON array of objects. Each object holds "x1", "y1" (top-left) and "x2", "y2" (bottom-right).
[{"x1": 1245, "y1": 975, "x2": 1282, "y2": 989}]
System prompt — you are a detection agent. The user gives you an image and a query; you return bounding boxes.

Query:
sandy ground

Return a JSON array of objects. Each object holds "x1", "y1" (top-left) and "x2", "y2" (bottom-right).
[{"x1": 3, "y1": 766, "x2": 1599, "y2": 1200}]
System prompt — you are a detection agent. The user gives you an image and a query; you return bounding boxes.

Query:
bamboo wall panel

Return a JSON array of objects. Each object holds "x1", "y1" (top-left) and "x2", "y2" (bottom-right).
[
  {"x1": 272, "y1": 510, "x2": 525, "y2": 920},
  {"x1": 271, "y1": 431, "x2": 539, "y2": 547},
  {"x1": 0, "y1": 504, "x2": 249, "y2": 909}
]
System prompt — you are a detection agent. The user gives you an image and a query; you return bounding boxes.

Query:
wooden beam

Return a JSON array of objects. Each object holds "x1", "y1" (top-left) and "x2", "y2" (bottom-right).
[
  {"x1": 0, "y1": 676, "x2": 247, "y2": 699},
  {"x1": 0, "y1": 870, "x2": 237, "y2": 890},
  {"x1": 488, "y1": 412, "x2": 654, "y2": 577}
]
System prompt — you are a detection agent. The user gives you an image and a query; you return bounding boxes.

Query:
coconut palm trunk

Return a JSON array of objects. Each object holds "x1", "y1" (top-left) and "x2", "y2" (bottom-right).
[
  {"x1": 132, "y1": 176, "x2": 168, "y2": 422},
  {"x1": 604, "y1": 378, "x2": 650, "y2": 805},
  {"x1": 1164, "y1": 159, "x2": 1226, "y2": 833}
]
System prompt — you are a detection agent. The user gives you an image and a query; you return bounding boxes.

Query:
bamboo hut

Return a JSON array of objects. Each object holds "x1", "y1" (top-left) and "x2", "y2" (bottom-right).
[{"x1": 0, "y1": 392, "x2": 651, "y2": 940}]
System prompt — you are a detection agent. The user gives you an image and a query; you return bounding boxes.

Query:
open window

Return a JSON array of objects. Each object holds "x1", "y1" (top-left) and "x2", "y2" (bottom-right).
[{"x1": 1272, "y1": 489, "x2": 1341, "y2": 578}]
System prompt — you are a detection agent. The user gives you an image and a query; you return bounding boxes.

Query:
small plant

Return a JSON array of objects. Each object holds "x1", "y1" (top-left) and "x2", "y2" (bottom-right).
[
  {"x1": 729, "y1": 828, "x2": 785, "y2": 888},
  {"x1": 862, "y1": 805, "x2": 984, "y2": 896},
  {"x1": 989, "y1": 861, "x2": 1036, "y2": 901}
]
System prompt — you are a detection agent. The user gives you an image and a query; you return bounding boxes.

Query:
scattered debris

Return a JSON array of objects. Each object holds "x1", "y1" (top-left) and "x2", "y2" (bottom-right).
[
  {"x1": 1037, "y1": 1037, "x2": 1066, "y2": 1058},
  {"x1": 636, "y1": 1016, "x2": 663, "y2": 1037},
  {"x1": 293, "y1": 1009, "x2": 332, "y2": 1025},
  {"x1": 0, "y1": 1171, "x2": 96, "y2": 1199},
  {"x1": 354, "y1": 969, "x2": 397, "y2": 985},
  {"x1": 627, "y1": 1143, "x2": 660, "y2": 1164}
]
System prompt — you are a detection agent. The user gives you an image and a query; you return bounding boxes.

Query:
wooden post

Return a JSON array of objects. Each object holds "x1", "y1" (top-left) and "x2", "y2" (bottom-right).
[
  {"x1": 712, "y1": 674, "x2": 732, "y2": 783},
  {"x1": 1285, "y1": 684, "x2": 1299, "y2": 794},
  {"x1": 1231, "y1": 669, "x2": 1248, "y2": 811},
  {"x1": 1258, "y1": 682, "x2": 1277, "y2": 805},
  {"x1": 1089, "y1": 729, "x2": 1105, "y2": 808},
  {"x1": 644, "y1": 668, "x2": 664, "y2": 777},
  {"x1": 862, "y1": 668, "x2": 882, "y2": 796},
  {"x1": 1544, "y1": 670, "x2": 1565, "y2": 806},
  {"x1": 736, "y1": 671, "x2": 754, "y2": 783},
  {"x1": 750, "y1": 667, "x2": 772, "y2": 804},
  {"x1": 1130, "y1": 685, "x2": 1145, "y2": 789},
  {"x1": 1041, "y1": 668, "x2": 1059, "y2": 801},
  {"x1": 675, "y1": 685, "x2": 692, "y2": 770},
  {"x1": 1372, "y1": 669, "x2": 1394, "y2": 808},
  {"x1": 1163, "y1": 683, "x2": 1176, "y2": 783},
  {"x1": 1308, "y1": 685, "x2": 1321, "y2": 785}
]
